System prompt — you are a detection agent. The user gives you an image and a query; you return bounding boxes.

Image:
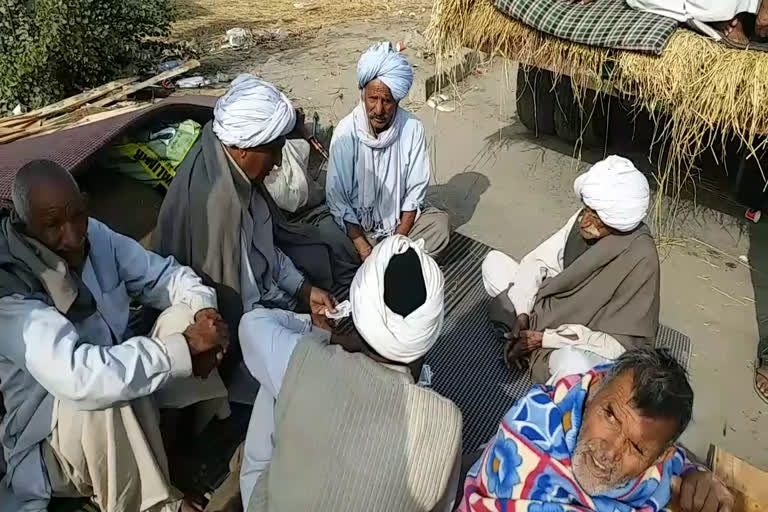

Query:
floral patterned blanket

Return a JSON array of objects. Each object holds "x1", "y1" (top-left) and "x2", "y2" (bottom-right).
[{"x1": 459, "y1": 367, "x2": 685, "y2": 512}]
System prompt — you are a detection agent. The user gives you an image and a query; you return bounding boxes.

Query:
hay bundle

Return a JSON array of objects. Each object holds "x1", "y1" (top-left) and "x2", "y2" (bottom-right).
[{"x1": 429, "y1": 0, "x2": 768, "y2": 232}]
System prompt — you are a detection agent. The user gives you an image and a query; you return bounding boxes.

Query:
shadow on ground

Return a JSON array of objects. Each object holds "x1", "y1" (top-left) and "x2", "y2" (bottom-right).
[{"x1": 428, "y1": 172, "x2": 490, "y2": 231}]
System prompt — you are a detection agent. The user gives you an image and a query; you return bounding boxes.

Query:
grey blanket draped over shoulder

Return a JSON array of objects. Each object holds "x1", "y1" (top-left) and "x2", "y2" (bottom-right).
[
  {"x1": 530, "y1": 222, "x2": 660, "y2": 350},
  {"x1": 0, "y1": 209, "x2": 96, "y2": 322},
  {"x1": 152, "y1": 122, "x2": 357, "y2": 334}
]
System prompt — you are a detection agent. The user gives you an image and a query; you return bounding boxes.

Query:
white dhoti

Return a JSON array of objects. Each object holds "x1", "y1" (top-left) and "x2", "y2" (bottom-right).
[
  {"x1": 626, "y1": 0, "x2": 761, "y2": 22},
  {"x1": 151, "y1": 304, "x2": 230, "y2": 433},
  {"x1": 481, "y1": 250, "x2": 520, "y2": 299},
  {"x1": 39, "y1": 303, "x2": 234, "y2": 511},
  {"x1": 544, "y1": 347, "x2": 611, "y2": 385},
  {"x1": 45, "y1": 397, "x2": 182, "y2": 512},
  {"x1": 237, "y1": 308, "x2": 305, "y2": 510}
]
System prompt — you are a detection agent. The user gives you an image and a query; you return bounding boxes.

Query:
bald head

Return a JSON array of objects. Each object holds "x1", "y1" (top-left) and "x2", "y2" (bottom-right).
[{"x1": 12, "y1": 160, "x2": 88, "y2": 268}]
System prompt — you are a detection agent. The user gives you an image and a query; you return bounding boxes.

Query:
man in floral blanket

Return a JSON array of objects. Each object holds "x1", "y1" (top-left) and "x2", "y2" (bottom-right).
[{"x1": 460, "y1": 348, "x2": 734, "y2": 512}]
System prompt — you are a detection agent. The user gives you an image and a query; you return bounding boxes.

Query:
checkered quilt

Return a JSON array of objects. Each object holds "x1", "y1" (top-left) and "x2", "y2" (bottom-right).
[{"x1": 491, "y1": 0, "x2": 679, "y2": 55}]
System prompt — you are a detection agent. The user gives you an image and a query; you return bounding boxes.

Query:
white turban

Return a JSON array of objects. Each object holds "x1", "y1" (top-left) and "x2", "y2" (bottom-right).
[
  {"x1": 573, "y1": 155, "x2": 650, "y2": 232},
  {"x1": 350, "y1": 235, "x2": 444, "y2": 364},
  {"x1": 213, "y1": 74, "x2": 296, "y2": 148},
  {"x1": 357, "y1": 42, "x2": 414, "y2": 101}
]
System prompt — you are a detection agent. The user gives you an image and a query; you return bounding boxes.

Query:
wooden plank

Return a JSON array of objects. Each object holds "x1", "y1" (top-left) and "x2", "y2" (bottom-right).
[
  {"x1": 709, "y1": 444, "x2": 768, "y2": 512},
  {"x1": 0, "y1": 77, "x2": 138, "y2": 127},
  {"x1": 91, "y1": 60, "x2": 200, "y2": 108},
  {"x1": 0, "y1": 103, "x2": 150, "y2": 145}
]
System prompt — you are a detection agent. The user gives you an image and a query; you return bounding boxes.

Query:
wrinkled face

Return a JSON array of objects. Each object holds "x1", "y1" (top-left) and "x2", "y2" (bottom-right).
[
  {"x1": 363, "y1": 79, "x2": 397, "y2": 134},
  {"x1": 230, "y1": 136, "x2": 286, "y2": 183},
  {"x1": 572, "y1": 371, "x2": 678, "y2": 496},
  {"x1": 25, "y1": 178, "x2": 89, "y2": 269},
  {"x1": 579, "y1": 205, "x2": 612, "y2": 240}
]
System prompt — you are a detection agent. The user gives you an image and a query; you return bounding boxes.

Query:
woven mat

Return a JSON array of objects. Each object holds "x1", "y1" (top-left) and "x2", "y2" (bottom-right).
[{"x1": 491, "y1": 0, "x2": 678, "y2": 55}]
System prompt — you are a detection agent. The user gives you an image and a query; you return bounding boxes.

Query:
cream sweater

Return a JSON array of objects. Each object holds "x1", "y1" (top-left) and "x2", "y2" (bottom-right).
[{"x1": 248, "y1": 337, "x2": 463, "y2": 511}]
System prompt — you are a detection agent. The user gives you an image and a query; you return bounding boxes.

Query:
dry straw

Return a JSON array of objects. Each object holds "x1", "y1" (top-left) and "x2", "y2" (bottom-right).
[{"x1": 428, "y1": 0, "x2": 768, "y2": 235}]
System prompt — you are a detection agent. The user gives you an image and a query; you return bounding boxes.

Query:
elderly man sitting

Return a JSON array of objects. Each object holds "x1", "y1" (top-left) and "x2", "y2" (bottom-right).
[
  {"x1": 483, "y1": 156, "x2": 660, "y2": 384},
  {"x1": 239, "y1": 235, "x2": 462, "y2": 511},
  {"x1": 0, "y1": 161, "x2": 229, "y2": 512},
  {"x1": 460, "y1": 348, "x2": 734, "y2": 512},
  {"x1": 318, "y1": 42, "x2": 450, "y2": 260},
  {"x1": 154, "y1": 76, "x2": 360, "y2": 384}
]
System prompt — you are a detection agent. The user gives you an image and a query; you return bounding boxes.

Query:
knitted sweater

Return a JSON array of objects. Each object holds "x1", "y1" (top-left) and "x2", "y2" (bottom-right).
[{"x1": 248, "y1": 338, "x2": 463, "y2": 512}]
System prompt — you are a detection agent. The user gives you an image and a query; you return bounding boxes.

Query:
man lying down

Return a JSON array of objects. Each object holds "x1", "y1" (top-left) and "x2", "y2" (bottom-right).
[
  {"x1": 483, "y1": 156, "x2": 660, "y2": 384},
  {"x1": 460, "y1": 348, "x2": 734, "y2": 512},
  {"x1": 239, "y1": 235, "x2": 463, "y2": 511}
]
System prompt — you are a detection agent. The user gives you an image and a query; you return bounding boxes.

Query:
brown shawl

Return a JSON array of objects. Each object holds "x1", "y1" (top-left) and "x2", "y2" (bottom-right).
[{"x1": 530, "y1": 221, "x2": 660, "y2": 350}]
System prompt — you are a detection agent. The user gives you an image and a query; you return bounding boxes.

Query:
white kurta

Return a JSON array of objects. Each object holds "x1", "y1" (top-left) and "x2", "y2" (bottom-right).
[
  {"x1": 0, "y1": 218, "x2": 217, "y2": 511},
  {"x1": 481, "y1": 211, "x2": 625, "y2": 377},
  {"x1": 627, "y1": 0, "x2": 761, "y2": 22},
  {"x1": 326, "y1": 107, "x2": 431, "y2": 239}
]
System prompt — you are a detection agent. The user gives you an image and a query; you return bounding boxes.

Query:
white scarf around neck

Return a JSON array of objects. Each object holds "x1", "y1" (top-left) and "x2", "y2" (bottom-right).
[{"x1": 352, "y1": 102, "x2": 407, "y2": 237}]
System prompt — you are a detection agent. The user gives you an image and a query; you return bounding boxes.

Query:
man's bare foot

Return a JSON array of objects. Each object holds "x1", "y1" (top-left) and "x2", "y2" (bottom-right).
[
  {"x1": 716, "y1": 17, "x2": 750, "y2": 45},
  {"x1": 756, "y1": 364, "x2": 768, "y2": 403}
]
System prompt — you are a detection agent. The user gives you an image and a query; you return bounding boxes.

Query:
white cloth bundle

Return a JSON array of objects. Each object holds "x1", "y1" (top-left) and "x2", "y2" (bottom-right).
[
  {"x1": 356, "y1": 42, "x2": 414, "y2": 101},
  {"x1": 573, "y1": 155, "x2": 650, "y2": 232},
  {"x1": 213, "y1": 74, "x2": 296, "y2": 149},
  {"x1": 350, "y1": 235, "x2": 444, "y2": 364}
]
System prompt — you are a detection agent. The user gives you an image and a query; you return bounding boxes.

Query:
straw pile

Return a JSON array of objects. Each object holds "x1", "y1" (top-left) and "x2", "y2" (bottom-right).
[{"x1": 429, "y1": 0, "x2": 768, "y2": 233}]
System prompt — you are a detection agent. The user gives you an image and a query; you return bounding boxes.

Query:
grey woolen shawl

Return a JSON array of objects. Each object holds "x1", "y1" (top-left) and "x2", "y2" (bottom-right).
[
  {"x1": 152, "y1": 122, "x2": 358, "y2": 342},
  {"x1": 530, "y1": 222, "x2": 660, "y2": 350}
]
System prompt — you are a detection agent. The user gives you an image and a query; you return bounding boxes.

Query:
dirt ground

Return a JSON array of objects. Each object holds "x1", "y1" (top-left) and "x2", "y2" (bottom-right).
[{"x1": 171, "y1": 5, "x2": 768, "y2": 471}]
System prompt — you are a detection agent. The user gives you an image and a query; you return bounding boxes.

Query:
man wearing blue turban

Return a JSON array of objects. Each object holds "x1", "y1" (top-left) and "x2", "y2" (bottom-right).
[{"x1": 321, "y1": 42, "x2": 450, "y2": 261}]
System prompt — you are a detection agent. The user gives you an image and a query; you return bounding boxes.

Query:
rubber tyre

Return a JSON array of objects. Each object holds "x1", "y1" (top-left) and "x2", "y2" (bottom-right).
[
  {"x1": 516, "y1": 65, "x2": 555, "y2": 136},
  {"x1": 552, "y1": 76, "x2": 607, "y2": 150}
]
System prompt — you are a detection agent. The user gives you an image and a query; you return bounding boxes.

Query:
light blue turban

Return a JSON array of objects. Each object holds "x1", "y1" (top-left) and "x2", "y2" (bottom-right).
[{"x1": 356, "y1": 42, "x2": 414, "y2": 101}]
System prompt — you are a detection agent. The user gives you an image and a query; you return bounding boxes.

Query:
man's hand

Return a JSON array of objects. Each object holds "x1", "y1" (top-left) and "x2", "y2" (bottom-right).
[
  {"x1": 395, "y1": 210, "x2": 416, "y2": 237},
  {"x1": 510, "y1": 313, "x2": 530, "y2": 339},
  {"x1": 311, "y1": 313, "x2": 334, "y2": 332},
  {"x1": 309, "y1": 286, "x2": 337, "y2": 315},
  {"x1": 676, "y1": 471, "x2": 734, "y2": 512},
  {"x1": 352, "y1": 236, "x2": 373, "y2": 261},
  {"x1": 183, "y1": 312, "x2": 230, "y2": 377},
  {"x1": 503, "y1": 329, "x2": 542, "y2": 370}
]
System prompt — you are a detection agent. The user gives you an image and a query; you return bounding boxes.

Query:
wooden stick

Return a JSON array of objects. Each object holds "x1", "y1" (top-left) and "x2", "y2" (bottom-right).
[
  {"x1": 0, "y1": 104, "x2": 150, "y2": 145},
  {"x1": 0, "y1": 76, "x2": 138, "y2": 127},
  {"x1": 92, "y1": 60, "x2": 200, "y2": 108}
]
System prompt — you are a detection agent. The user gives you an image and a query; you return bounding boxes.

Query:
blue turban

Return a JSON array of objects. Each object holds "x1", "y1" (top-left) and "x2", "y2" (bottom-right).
[{"x1": 356, "y1": 42, "x2": 414, "y2": 101}]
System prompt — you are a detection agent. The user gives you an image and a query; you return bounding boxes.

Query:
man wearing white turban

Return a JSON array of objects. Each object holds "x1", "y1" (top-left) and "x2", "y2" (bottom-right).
[
  {"x1": 482, "y1": 155, "x2": 661, "y2": 384},
  {"x1": 154, "y1": 75, "x2": 360, "y2": 396},
  {"x1": 237, "y1": 235, "x2": 462, "y2": 512},
  {"x1": 317, "y1": 42, "x2": 451, "y2": 261}
]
